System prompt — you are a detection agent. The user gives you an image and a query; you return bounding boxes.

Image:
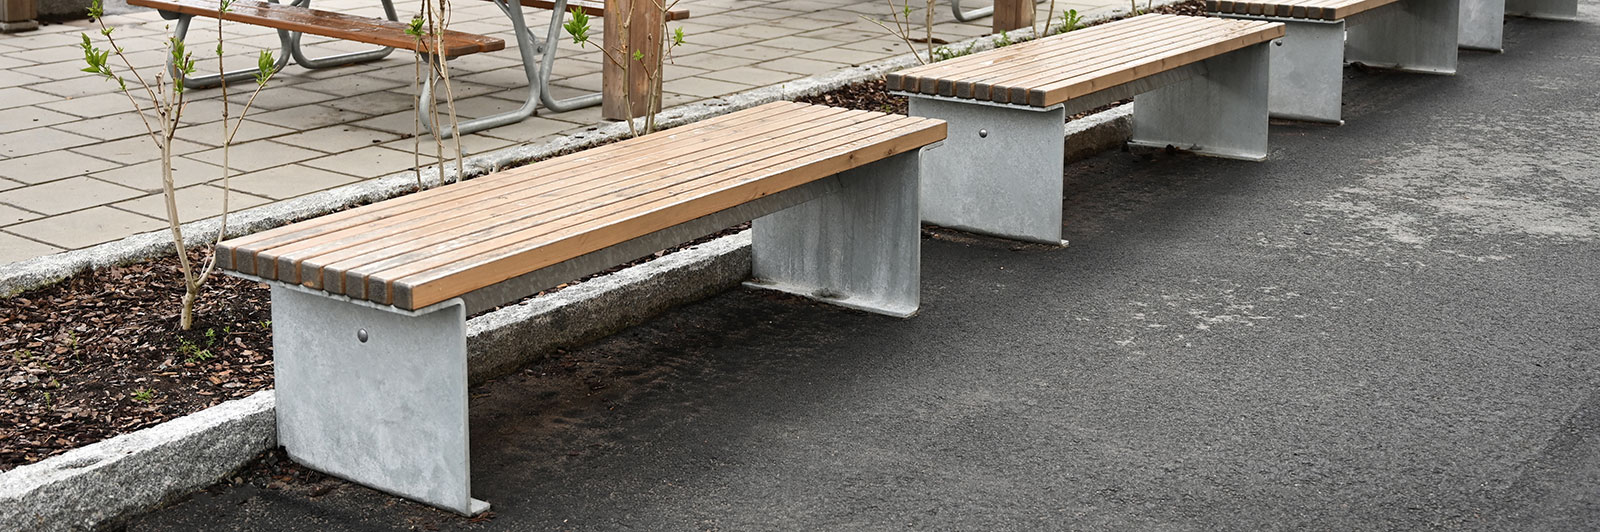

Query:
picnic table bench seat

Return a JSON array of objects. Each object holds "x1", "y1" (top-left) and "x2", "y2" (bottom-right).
[
  {"x1": 885, "y1": 14, "x2": 1281, "y2": 245},
  {"x1": 217, "y1": 101, "x2": 944, "y2": 515},
  {"x1": 1206, "y1": 0, "x2": 1460, "y2": 123},
  {"x1": 130, "y1": 0, "x2": 503, "y2": 89}
]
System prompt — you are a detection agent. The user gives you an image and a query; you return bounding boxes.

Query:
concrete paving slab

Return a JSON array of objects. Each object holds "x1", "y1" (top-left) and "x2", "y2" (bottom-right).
[
  {"x1": 223, "y1": 164, "x2": 363, "y2": 201},
  {"x1": 6, "y1": 206, "x2": 162, "y2": 249},
  {"x1": 0, "y1": 150, "x2": 121, "y2": 185},
  {"x1": 111, "y1": 185, "x2": 274, "y2": 223},
  {"x1": 0, "y1": 176, "x2": 145, "y2": 215},
  {"x1": 0, "y1": 233, "x2": 62, "y2": 264},
  {"x1": 91, "y1": 159, "x2": 228, "y2": 194},
  {"x1": 182, "y1": 140, "x2": 327, "y2": 173}
]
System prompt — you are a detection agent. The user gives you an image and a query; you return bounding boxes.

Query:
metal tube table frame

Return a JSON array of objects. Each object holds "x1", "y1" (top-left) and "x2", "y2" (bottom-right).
[
  {"x1": 1220, "y1": 0, "x2": 1459, "y2": 125},
  {"x1": 158, "y1": 0, "x2": 400, "y2": 90},
  {"x1": 420, "y1": 0, "x2": 602, "y2": 138},
  {"x1": 236, "y1": 146, "x2": 932, "y2": 515},
  {"x1": 895, "y1": 42, "x2": 1271, "y2": 245}
]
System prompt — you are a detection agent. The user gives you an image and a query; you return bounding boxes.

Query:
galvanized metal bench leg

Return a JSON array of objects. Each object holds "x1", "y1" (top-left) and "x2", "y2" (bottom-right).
[
  {"x1": 1504, "y1": 0, "x2": 1578, "y2": 19},
  {"x1": 905, "y1": 96, "x2": 1065, "y2": 245},
  {"x1": 1217, "y1": 16, "x2": 1343, "y2": 124},
  {"x1": 270, "y1": 285, "x2": 488, "y2": 516},
  {"x1": 164, "y1": 11, "x2": 292, "y2": 90},
  {"x1": 1346, "y1": 0, "x2": 1460, "y2": 75},
  {"x1": 1131, "y1": 41, "x2": 1271, "y2": 161},
  {"x1": 748, "y1": 149, "x2": 926, "y2": 318},
  {"x1": 420, "y1": 0, "x2": 555, "y2": 137},
  {"x1": 1458, "y1": 0, "x2": 1505, "y2": 51},
  {"x1": 949, "y1": 0, "x2": 1049, "y2": 22},
  {"x1": 283, "y1": 0, "x2": 399, "y2": 69}
]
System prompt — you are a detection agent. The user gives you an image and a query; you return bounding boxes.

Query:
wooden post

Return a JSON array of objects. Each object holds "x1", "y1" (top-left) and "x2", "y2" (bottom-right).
[
  {"x1": 602, "y1": 0, "x2": 662, "y2": 121},
  {"x1": 992, "y1": 0, "x2": 1034, "y2": 33},
  {"x1": 0, "y1": 0, "x2": 39, "y2": 33}
]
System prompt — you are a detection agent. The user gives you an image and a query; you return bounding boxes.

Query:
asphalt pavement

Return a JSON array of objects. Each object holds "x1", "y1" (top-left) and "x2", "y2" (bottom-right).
[{"x1": 127, "y1": 7, "x2": 1600, "y2": 530}]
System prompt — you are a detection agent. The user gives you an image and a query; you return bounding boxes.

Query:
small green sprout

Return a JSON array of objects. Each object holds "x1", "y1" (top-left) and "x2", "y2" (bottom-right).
[
  {"x1": 132, "y1": 388, "x2": 156, "y2": 403},
  {"x1": 672, "y1": 26, "x2": 685, "y2": 46},
  {"x1": 564, "y1": 7, "x2": 592, "y2": 45},
  {"x1": 404, "y1": 15, "x2": 425, "y2": 37},
  {"x1": 1058, "y1": 9, "x2": 1083, "y2": 33}
]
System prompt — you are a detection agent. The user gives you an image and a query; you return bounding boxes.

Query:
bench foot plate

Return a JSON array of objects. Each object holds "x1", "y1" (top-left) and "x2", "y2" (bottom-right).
[
  {"x1": 271, "y1": 286, "x2": 484, "y2": 516},
  {"x1": 751, "y1": 150, "x2": 923, "y2": 318}
]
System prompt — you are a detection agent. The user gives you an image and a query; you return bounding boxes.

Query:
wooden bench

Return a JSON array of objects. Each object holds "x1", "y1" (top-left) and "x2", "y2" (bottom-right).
[
  {"x1": 129, "y1": 0, "x2": 502, "y2": 88},
  {"x1": 216, "y1": 101, "x2": 944, "y2": 515},
  {"x1": 885, "y1": 14, "x2": 1281, "y2": 245},
  {"x1": 1207, "y1": 0, "x2": 1459, "y2": 123}
]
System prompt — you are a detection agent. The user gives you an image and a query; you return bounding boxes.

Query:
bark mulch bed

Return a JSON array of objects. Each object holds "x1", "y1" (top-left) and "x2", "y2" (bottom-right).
[{"x1": 1, "y1": 251, "x2": 272, "y2": 471}]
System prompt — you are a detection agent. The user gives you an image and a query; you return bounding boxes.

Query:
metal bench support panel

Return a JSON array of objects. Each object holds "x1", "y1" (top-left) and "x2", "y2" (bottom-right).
[
  {"x1": 908, "y1": 97, "x2": 1067, "y2": 245},
  {"x1": 1459, "y1": 0, "x2": 1506, "y2": 51},
  {"x1": 1264, "y1": 18, "x2": 1347, "y2": 123},
  {"x1": 1504, "y1": 0, "x2": 1578, "y2": 19},
  {"x1": 1346, "y1": 0, "x2": 1461, "y2": 75},
  {"x1": 1131, "y1": 41, "x2": 1272, "y2": 161},
  {"x1": 271, "y1": 286, "x2": 485, "y2": 516},
  {"x1": 750, "y1": 150, "x2": 925, "y2": 317}
]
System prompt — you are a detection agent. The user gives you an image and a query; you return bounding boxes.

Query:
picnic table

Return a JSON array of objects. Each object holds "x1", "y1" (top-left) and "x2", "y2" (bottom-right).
[{"x1": 130, "y1": 0, "x2": 686, "y2": 135}]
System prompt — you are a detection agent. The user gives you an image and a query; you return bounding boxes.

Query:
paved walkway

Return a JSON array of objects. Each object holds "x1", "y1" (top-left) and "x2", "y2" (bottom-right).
[
  {"x1": 0, "y1": 0, "x2": 1127, "y2": 265},
  {"x1": 128, "y1": 11, "x2": 1600, "y2": 529}
]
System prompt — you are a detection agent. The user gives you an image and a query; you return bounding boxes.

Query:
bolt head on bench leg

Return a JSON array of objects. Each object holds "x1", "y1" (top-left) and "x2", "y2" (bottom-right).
[
  {"x1": 748, "y1": 149, "x2": 924, "y2": 318},
  {"x1": 1131, "y1": 41, "x2": 1272, "y2": 161},
  {"x1": 908, "y1": 96, "x2": 1068, "y2": 245},
  {"x1": 270, "y1": 286, "x2": 488, "y2": 516}
]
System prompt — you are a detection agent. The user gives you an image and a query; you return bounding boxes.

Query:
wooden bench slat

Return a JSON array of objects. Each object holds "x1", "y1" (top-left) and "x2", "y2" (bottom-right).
[
  {"x1": 988, "y1": 22, "x2": 1267, "y2": 104},
  {"x1": 508, "y1": 0, "x2": 690, "y2": 21},
  {"x1": 1204, "y1": 0, "x2": 1400, "y2": 20},
  {"x1": 222, "y1": 102, "x2": 800, "y2": 275},
  {"x1": 287, "y1": 106, "x2": 865, "y2": 290},
  {"x1": 220, "y1": 102, "x2": 946, "y2": 310},
  {"x1": 891, "y1": 13, "x2": 1177, "y2": 94},
  {"x1": 940, "y1": 15, "x2": 1195, "y2": 98},
  {"x1": 126, "y1": 0, "x2": 504, "y2": 56},
  {"x1": 386, "y1": 117, "x2": 945, "y2": 308},
  {"x1": 248, "y1": 104, "x2": 832, "y2": 283},
  {"x1": 968, "y1": 19, "x2": 1238, "y2": 101},
  {"x1": 1028, "y1": 22, "x2": 1284, "y2": 106},
  {"x1": 974, "y1": 19, "x2": 1229, "y2": 103},
  {"x1": 891, "y1": 15, "x2": 1282, "y2": 109},
  {"x1": 320, "y1": 111, "x2": 913, "y2": 301}
]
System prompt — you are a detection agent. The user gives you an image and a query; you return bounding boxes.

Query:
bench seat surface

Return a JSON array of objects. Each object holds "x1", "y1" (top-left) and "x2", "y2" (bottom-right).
[
  {"x1": 1207, "y1": 0, "x2": 1399, "y2": 20},
  {"x1": 126, "y1": 0, "x2": 504, "y2": 56},
  {"x1": 887, "y1": 14, "x2": 1284, "y2": 108},
  {"x1": 218, "y1": 101, "x2": 945, "y2": 311}
]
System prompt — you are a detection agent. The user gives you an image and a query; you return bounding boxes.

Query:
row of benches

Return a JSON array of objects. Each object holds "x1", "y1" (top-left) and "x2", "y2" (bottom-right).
[{"x1": 213, "y1": 2, "x2": 1575, "y2": 517}]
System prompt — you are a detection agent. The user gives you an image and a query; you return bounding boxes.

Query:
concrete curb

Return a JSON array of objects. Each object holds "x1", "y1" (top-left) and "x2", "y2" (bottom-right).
[
  {"x1": 0, "y1": 390, "x2": 276, "y2": 532},
  {"x1": 0, "y1": 7, "x2": 1157, "y2": 528}
]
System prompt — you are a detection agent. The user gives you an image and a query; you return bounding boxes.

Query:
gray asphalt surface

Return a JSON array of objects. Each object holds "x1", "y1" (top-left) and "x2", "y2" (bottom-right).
[{"x1": 127, "y1": 8, "x2": 1600, "y2": 531}]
